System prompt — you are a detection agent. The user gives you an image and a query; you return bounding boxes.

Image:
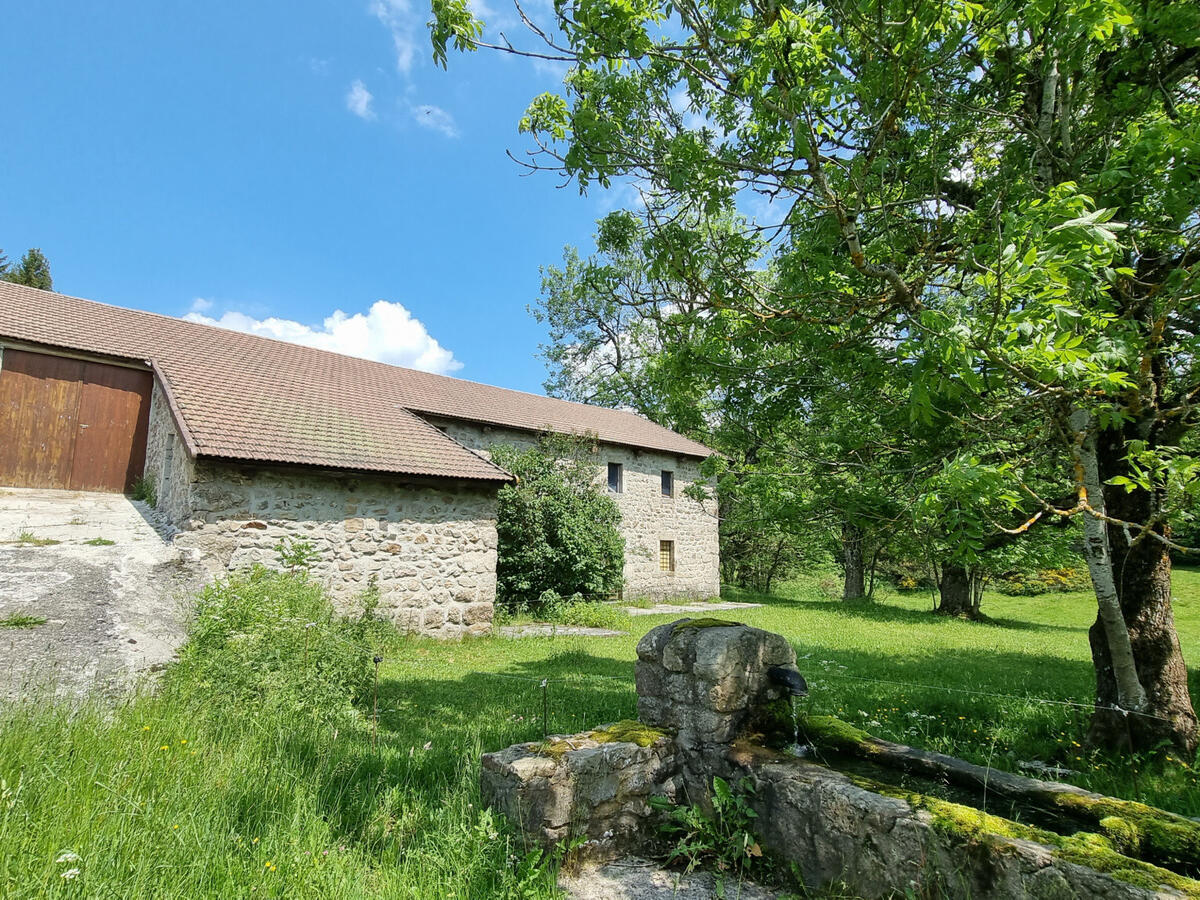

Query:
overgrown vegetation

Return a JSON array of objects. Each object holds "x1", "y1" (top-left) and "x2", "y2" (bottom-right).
[
  {"x1": 649, "y1": 776, "x2": 766, "y2": 896},
  {"x1": 0, "y1": 614, "x2": 46, "y2": 629},
  {"x1": 11, "y1": 531, "x2": 59, "y2": 547},
  {"x1": 491, "y1": 434, "x2": 624, "y2": 614},
  {"x1": 0, "y1": 567, "x2": 565, "y2": 899},
  {"x1": 167, "y1": 566, "x2": 373, "y2": 724},
  {"x1": 129, "y1": 474, "x2": 156, "y2": 506}
]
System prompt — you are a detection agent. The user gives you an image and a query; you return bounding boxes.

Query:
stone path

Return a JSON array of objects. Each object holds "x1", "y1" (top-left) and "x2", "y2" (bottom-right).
[
  {"x1": 625, "y1": 601, "x2": 762, "y2": 617},
  {"x1": 0, "y1": 487, "x2": 206, "y2": 699},
  {"x1": 560, "y1": 859, "x2": 778, "y2": 900},
  {"x1": 498, "y1": 624, "x2": 628, "y2": 638}
]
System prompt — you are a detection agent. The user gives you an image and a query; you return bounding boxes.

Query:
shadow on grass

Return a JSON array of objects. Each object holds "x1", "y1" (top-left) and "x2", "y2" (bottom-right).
[
  {"x1": 263, "y1": 655, "x2": 639, "y2": 854},
  {"x1": 724, "y1": 584, "x2": 1087, "y2": 634}
]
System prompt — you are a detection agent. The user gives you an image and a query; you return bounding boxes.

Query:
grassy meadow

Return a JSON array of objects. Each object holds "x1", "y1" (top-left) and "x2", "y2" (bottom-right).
[{"x1": 1, "y1": 567, "x2": 1198, "y2": 898}]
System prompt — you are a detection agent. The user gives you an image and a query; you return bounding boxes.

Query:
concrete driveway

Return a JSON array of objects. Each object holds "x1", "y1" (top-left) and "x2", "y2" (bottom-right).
[{"x1": 0, "y1": 488, "x2": 204, "y2": 700}]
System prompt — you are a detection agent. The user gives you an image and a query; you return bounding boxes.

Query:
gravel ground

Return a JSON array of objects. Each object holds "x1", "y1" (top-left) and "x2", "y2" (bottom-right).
[
  {"x1": 0, "y1": 488, "x2": 207, "y2": 700},
  {"x1": 559, "y1": 858, "x2": 780, "y2": 900}
]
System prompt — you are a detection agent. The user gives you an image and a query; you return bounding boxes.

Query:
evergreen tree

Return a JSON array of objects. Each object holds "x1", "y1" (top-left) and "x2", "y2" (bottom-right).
[{"x1": 3, "y1": 248, "x2": 53, "y2": 290}]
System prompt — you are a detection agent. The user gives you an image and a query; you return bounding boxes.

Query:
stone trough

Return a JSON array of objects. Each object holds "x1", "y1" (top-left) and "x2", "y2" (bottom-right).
[{"x1": 481, "y1": 619, "x2": 1200, "y2": 899}]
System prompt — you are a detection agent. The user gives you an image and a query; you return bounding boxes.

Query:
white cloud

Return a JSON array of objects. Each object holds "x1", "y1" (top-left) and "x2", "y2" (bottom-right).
[
  {"x1": 346, "y1": 80, "x2": 376, "y2": 120},
  {"x1": 370, "y1": 0, "x2": 417, "y2": 75},
  {"x1": 188, "y1": 297, "x2": 213, "y2": 313},
  {"x1": 185, "y1": 300, "x2": 462, "y2": 374},
  {"x1": 412, "y1": 104, "x2": 459, "y2": 138}
]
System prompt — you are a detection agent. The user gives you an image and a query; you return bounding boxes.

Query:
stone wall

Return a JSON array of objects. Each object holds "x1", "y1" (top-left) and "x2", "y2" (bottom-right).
[
  {"x1": 142, "y1": 383, "x2": 500, "y2": 637},
  {"x1": 145, "y1": 381, "x2": 195, "y2": 530},
  {"x1": 427, "y1": 418, "x2": 720, "y2": 601}
]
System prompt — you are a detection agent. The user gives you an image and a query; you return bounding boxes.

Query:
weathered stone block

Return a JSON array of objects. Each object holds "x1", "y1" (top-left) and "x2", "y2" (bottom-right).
[
  {"x1": 481, "y1": 726, "x2": 677, "y2": 862},
  {"x1": 635, "y1": 620, "x2": 796, "y2": 749}
]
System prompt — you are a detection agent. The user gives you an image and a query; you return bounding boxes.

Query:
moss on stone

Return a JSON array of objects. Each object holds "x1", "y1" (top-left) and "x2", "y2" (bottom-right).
[
  {"x1": 797, "y1": 712, "x2": 1200, "y2": 875},
  {"x1": 675, "y1": 617, "x2": 742, "y2": 629},
  {"x1": 535, "y1": 721, "x2": 668, "y2": 759},
  {"x1": 535, "y1": 738, "x2": 581, "y2": 760},
  {"x1": 1048, "y1": 790, "x2": 1200, "y2": 871},
  {"x1": 797, "y1": 714, "x2": 880, "y2": 754},
  {"x1": 844, "y1": 772, "x2": 1200, "y2": 897},
  {"x1": 590, "y1": 720, "x2": 668, "y2": 748}
]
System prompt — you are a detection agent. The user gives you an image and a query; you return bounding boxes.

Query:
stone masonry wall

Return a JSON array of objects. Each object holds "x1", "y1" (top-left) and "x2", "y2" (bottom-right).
[
  {"x1": 142, "y1": 384, "x2": 500, "y2": 637},
  {"x1": 145, "y1": 381, "x2": 195, "y2": 530},
  {"x1": 427, "y1": 418, "x2": 721, "y2": 601}
]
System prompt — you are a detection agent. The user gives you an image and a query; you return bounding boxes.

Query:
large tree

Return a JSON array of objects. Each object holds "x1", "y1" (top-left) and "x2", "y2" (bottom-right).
[{"x1": 432, "y1": 0, "x2": 1200, "y2": 751}]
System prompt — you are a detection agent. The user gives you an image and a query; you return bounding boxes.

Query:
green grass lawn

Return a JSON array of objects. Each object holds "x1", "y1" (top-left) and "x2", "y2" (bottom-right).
[{"x1": 1, "y1": 567, "x2": 1198, "y2": 898}]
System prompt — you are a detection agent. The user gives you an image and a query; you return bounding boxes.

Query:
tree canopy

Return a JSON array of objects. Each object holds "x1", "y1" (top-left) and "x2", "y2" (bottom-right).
[{"x1": 432, "y1": 0, "x2": 1200, "y2": 751}]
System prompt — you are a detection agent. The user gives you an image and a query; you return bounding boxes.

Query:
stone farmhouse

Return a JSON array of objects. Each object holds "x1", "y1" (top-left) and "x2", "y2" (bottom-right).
[{"x1": 0, "y1": 283, "x2": 719, "y2": 635}]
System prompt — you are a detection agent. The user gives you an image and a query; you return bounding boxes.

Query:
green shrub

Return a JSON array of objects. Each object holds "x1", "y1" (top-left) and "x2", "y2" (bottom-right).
[
  {"x1": 649, "y1": 776, "x2": 765, "y2": 889},
  {"x1": 540, "y1": 592, "x2": 631, "y2": 630},
  {"x1": 491, "y1": 434, "x2": 625, "y2": 611},
  {"x1": 996, "y1": 566, "x2": 1092, "y2": 596},
  {"x1": 168, "y1": 566, "x2": 372, "y2": 723}
]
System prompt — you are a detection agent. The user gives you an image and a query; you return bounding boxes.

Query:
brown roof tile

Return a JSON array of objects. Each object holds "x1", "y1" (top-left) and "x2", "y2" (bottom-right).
[{"x1": 0, "y1": 284, "x2": 712, "y2": 481}]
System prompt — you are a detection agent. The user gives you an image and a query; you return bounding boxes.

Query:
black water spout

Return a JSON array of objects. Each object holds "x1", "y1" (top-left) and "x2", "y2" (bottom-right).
[{"x1": 767, "y1": 666, "x2": 808, "y2": 697}]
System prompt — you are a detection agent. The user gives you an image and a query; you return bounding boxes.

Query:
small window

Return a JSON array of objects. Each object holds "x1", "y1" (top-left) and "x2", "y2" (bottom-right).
[
  {"x1": 659, "y1": 540, "x2": 675, "y2": 573},
  {"x1": 661, "y1": 470, "x2": 674, "y2": 498},
  {"x1": 607, "y1": 462, "x2": 623, "y2": 493}
]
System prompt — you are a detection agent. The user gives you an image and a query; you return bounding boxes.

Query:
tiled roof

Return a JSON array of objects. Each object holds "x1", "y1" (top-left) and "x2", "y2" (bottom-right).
[{"x1": 0, "y1": 284, "x2": 712, "y2": 482}]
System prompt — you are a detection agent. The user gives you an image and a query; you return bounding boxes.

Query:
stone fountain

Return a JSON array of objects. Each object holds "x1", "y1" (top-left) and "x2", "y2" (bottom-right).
[{"x1": 482, "y1": 619, "x2": 1200, "y2": 898}]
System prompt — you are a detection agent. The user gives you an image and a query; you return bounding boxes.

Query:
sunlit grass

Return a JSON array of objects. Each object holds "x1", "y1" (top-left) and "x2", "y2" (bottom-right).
[{"x1": 1, "y1": 567, "x2": 1197, "y2": 897}]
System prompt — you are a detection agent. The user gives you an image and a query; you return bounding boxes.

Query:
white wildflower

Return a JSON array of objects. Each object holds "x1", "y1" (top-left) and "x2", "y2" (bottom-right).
[
  {"x1": 55, "y1": 851, "x2": 80, "y2": 864},
  {"x1": 61, "y1": 868, "x2": 80, "y2": 880}
]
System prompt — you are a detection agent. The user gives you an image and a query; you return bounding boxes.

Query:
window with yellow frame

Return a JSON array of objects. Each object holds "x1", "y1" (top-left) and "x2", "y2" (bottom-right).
[{"x1": 659, "y1": 539, "x2": 675, "y2": 573}]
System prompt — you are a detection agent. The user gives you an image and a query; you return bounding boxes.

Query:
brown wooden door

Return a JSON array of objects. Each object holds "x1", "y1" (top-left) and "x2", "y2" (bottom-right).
[{"x1": 0, "y1": 348, "x2": 152, "y2": 492}]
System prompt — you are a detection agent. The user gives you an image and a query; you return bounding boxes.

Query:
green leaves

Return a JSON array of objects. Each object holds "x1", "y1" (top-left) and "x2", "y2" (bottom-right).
[
  {"x1": 428, "y1": 0, "x2": 482, "y2": 68},
  {"x1": 490, "y1": 435, "x2": 625, "y2": 609}
]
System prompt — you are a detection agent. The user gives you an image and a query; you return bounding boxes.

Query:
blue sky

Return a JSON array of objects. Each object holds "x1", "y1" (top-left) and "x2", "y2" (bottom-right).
[{"x1": 0, "y1": 1, "x2": 629, "y2": 394}]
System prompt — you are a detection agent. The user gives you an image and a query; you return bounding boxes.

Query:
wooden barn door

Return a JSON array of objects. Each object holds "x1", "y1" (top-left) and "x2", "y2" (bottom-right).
[{"x1": 0, "y1": 348, "x2": 153, "y2": 493}]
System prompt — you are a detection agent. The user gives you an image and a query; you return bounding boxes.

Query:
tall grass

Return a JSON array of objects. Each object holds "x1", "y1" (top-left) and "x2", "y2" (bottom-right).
[{"x1": 0, "y1": 569, "x2": 562, "y2": 899}]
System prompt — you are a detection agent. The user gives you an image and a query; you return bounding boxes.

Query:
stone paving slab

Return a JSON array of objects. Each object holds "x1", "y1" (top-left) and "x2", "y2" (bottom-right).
[
  {"x1": 497, "y1": 624, "x2": 628, "y2": 638},
  {"x1": 625, "y1": 601, "x2": 763, "y2": 617},
  {"x1": 560, "y1": 858, "x2": 778, "y2": 900}
]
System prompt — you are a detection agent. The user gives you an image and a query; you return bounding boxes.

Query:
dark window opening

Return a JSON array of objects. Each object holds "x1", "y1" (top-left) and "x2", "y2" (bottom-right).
[
  {"x1": 608, "y1": 462, "x2": 623, "y2": 493},
  {"x1": 661, "y1": 470, "x2": 674, "y2": 498}
]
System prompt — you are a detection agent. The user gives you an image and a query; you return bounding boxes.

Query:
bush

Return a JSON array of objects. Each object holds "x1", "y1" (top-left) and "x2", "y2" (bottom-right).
[
  {"x1": 168, "y1": 566, "x2": 373, "y2": 723},
  {"x1": 491, "y1": 434, "x2": 625, "y2": 611},
  {"x1": 995, "y1": 566, "x2": 1092, "y2": 596}
]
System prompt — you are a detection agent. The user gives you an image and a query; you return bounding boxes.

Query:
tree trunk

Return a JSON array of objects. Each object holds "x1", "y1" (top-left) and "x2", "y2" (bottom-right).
[
  {"x1": 1085, "y1": 424, "x2": 1198, "y2": 755},
  {"x1": 936, "y1": 563, "x2": 981, "y2": 618},
  {"x1": 842, "y1": 522, "x2": 866, "y2": 601}
]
